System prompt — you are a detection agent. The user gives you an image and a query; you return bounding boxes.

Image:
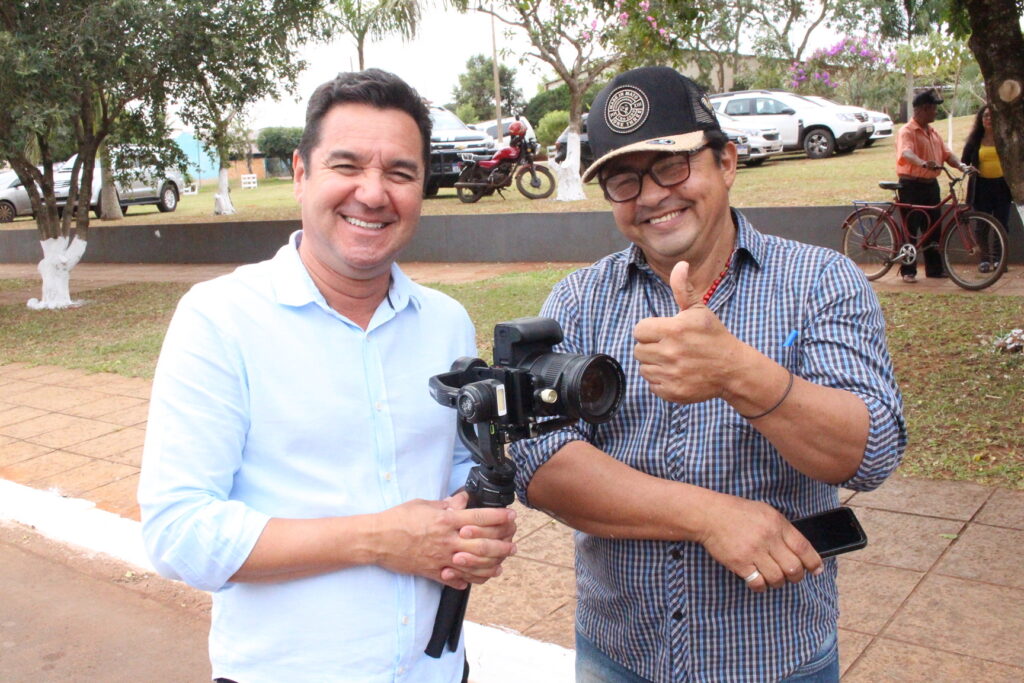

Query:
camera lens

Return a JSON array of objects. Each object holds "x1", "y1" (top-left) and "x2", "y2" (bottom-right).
[{"x1": 527, "y1": 353, "x2": 624, "y2": 423}]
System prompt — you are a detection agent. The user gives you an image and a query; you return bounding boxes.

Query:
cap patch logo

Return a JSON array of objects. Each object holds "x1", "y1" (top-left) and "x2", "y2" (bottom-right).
[{"x1": 605, "y1": 86, "x2": 649, "y2": 134}]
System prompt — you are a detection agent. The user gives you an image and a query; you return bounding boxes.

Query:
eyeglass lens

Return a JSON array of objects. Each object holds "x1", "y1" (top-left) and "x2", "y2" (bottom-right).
[{"x1": 602, "y1": 153, "x2": 694, "y2": 202}]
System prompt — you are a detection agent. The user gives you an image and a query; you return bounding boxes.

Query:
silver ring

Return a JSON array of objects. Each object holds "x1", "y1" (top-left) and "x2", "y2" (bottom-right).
[{"x1": 743, "y1": 570, "x2": 761, "y2": 583}]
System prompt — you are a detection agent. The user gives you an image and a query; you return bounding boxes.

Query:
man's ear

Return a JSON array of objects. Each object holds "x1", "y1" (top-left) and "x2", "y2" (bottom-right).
[
  {"x1": 720, "y1": 141, "x2": 739, "y2": 189},
  {"x1": 292, "y1": 150, "x2": 306, "y2": 202}
]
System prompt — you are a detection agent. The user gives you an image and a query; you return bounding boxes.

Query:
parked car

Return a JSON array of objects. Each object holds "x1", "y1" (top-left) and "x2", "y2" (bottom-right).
[
  {"x1": 0, "y1": 171, "x2": 33, "y2": 222},
  {"x1": 427, "y1": 105, "x2": 495, "y2": 196},
  {"x1": 802, "y1": 95, "x2": 893, "y2": 147},
  {"x1": 554, "y1": 114, "x2": 595, "y2": 172},
  {"x1": 866, "y1": 110, "x2": 894, "y2": 146},
  {"x1": 715, "y1": 111, "x2": 783, "y2": 166},
  {"x1": 710, "y1": 90, "x2": 874, "y2": 159},
  {"x1": 470, "y1": 116, "x2": 537, "y2": 149},
  {"x1": 554, "y1": 111, "x2": 756, "y2": 174},
  {"x1": 55, "y1": 151, "x2": 185, "y2": 215}
]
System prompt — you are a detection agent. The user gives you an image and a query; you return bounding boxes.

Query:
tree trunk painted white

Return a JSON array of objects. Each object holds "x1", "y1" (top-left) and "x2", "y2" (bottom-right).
[
  {"x1": 1016, "y1": 203, "x2": 1023, "y2": 227},
  {"x1": 213, "y1": 168, "x2": 236, "y2": 215},
  {"x1": 27, "y1": 237, "x2": 87, "y2": 310},
  {"x1": 554, "y1": 131, "x2": 586, "y2": 201}
]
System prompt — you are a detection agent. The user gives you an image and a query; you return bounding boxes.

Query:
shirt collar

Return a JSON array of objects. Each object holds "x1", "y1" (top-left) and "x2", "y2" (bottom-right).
[
  {"x1": 616, "y1": 208, "x2": 764, "y2": 290},
  {"x1": 269, "y1": 230, "x2": 422, "y2": 313}
]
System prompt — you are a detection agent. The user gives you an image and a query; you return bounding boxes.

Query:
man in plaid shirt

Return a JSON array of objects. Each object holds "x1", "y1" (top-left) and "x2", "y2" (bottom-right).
[{"x1": 511, "y1": 67, "x2": 906, "y2": 682}]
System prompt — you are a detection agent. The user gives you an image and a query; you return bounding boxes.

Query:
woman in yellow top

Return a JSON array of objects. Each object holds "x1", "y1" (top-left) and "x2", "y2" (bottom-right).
[{"x1": 961, "y1": 105, "x2": 1012, "y2": 272}]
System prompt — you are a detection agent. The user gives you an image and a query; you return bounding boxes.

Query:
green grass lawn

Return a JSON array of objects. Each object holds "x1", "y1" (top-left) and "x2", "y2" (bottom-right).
[
  {"x1": 2, "y1": 116, "x2": 977, "y2": 231},
  {"x1": 0, "y1": 274, "x2": 1020, "y2": 488}
]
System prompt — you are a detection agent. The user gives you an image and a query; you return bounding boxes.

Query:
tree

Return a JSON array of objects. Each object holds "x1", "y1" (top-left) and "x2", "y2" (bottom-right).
[
  {"x1": 953, "y1": 0, "x2": 1024, "y2": 219},
  {"x1": 168, "y1": 0, "x2": 328, "y2": 215},
  {"x1": 0, "y1": 0, "x2": 182, "y2": 309},
  {"x1": 451, "y1": 54, "x2": 526, "y2": 123},
  {"x1": 257, "y1": 127, "x2": 305, "y2": 177},
  {"x1": 332, "y1": 0, "x2": 421, "y2": 70},
  {"x1": 456, "y1": 1, "x2": 671, "y2": 200},
  {"x1": 522, "y1": 81, "x2": 605, "y2": 128}
]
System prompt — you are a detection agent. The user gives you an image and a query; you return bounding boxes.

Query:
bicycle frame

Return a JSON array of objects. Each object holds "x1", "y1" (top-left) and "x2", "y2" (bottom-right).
[{"x1": 850, "y1": 169, "x2": 981, "y2": 264}]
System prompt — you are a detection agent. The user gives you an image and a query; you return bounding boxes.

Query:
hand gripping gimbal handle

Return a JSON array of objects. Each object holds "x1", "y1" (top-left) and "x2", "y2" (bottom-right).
[{"x1": 424, "y1": 462, "x2": 515, "y2": 658}]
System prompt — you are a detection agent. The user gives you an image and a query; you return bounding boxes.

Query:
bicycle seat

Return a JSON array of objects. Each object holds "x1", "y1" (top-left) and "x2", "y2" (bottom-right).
[{"x1": 878, "y1": 181, "x2": 902, "y2": 191}]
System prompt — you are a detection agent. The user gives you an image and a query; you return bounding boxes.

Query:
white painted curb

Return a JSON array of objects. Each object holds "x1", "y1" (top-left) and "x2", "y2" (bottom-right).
[{"x1": 0, "y1": 478, "x2": 575, "y2": 681}]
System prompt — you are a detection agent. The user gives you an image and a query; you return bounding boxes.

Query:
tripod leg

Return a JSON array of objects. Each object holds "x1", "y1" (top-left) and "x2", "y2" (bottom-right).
[{"x1": 425, "y1": 585, "x2": 471, "y2": 658}]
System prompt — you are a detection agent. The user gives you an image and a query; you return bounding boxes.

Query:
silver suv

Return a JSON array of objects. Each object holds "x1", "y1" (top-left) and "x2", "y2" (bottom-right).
[
  {"x1": 710, "y1": 90, "x2": 873, "y2": 159},
  {"x1": 55, "y1": 151, "x2": 185, "y2": 215}
]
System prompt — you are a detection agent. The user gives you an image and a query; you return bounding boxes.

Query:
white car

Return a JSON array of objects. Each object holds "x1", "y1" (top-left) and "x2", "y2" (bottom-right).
[
  {"x1": 866, "y1": 110, "x2": 894, "y2": 145},
  {"x1": 0, "y1": 171, "x2": 33, "y2": 222},
  {"x1": 710, "y1": 90, "x2": 874, "y2": 159},
  {"x1": 803, "y1": 95, "x2": 892, "y2": 146},
  {"x1": 716, "y1": 111, "x2": 784, "y2": 166}
]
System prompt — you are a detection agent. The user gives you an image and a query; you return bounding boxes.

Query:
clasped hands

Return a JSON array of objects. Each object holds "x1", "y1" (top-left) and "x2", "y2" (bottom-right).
[{"x1": 375, "y1": 491, "x2": 517, "y2": 590}]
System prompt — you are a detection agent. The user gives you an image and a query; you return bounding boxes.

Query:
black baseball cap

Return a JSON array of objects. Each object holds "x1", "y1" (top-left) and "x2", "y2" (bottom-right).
[
  {"x1": 912, "y1": 89, "x2": 943, "y2": 107},
  {"x1": 582, "y1": 66, "x2": 721, "y2": 182}
]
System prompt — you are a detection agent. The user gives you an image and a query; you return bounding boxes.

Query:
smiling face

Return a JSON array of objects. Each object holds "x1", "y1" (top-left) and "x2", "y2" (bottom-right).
[
  {"x1": 293, "y1": 102, "x2": 425, "y2": 285},
  {"x1": 606, "y1": 142, "x2": 738, "y2": 282}
]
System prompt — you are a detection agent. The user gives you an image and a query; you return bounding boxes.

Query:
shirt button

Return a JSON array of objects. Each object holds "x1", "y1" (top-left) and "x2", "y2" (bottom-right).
[
  {"x1": 375, "y1": 401, "x2": 383, "y2": 412},
  {"x1": 672, "y1": 610, "x2": 683, "y2": 621},
  {"x1": 401, "y1": 616, "x2": 410, "y2": 625},
  {"x1": 383, "y1": 472, "x2": 392, "y2": 481},
  {"x1": 670, "y1": 549, "x2": 682, "y2": 560}
]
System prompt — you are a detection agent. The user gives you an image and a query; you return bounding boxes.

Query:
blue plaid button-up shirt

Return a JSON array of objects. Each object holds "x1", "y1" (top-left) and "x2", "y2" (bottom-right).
[{"x1": 511, "y1": 210, "x2": 905, "y2": 682}]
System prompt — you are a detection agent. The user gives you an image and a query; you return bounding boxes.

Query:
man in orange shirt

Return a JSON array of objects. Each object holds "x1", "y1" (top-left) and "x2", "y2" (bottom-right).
[{"x1": 895, "y1": 89, "x2": 972, "y2": 282}]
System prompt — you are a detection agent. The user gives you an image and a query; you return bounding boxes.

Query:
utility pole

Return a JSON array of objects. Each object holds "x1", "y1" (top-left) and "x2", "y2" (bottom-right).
[{"x1": 490, "y1": 2, "x2": 503, "y2": 138}]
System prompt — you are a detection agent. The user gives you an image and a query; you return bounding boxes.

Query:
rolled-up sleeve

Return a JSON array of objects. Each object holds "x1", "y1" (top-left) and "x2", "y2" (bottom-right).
[
  {"x1": 138, "y1": 289, "x2": 270, "y2": 592},
  {"x1": 803, "y1": 257, "x2": 907, "y2": 491}
]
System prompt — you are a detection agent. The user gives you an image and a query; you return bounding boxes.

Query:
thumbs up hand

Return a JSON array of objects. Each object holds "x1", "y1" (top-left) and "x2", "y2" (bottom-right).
[{"x1": 633, "y1": 261, "x2": 742, "y2": 405}]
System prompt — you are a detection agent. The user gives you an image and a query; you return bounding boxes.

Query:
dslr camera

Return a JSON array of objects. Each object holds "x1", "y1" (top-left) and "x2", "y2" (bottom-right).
[
  {"x1": 429, "y1": 316, "x2": 625, "y2": 466},
  {"x1": 424, "y1": 316, "x2": 624, "y2": 658}
]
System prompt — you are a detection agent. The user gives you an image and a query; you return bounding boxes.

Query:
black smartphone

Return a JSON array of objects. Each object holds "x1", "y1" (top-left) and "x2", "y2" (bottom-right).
[{"x1": 791, "y1": 507, "x2": 867, "y2": 558}]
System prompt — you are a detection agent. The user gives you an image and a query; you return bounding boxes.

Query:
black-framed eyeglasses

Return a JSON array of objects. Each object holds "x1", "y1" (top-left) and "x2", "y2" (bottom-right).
[{"x1": 599, "y1": 146, "x2": 707, "y2": 203}]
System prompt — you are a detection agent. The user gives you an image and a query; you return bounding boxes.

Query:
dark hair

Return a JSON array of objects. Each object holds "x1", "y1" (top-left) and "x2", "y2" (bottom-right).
[
  {"x1": 705, "y1": 129, "x2": 729, "y2": 166},
  {"x1": 963, "y1": 104, "x2": 989, "y2": 156},
  {"x1": 297, "y1": 69, "x2": 433, "y2": 185}
]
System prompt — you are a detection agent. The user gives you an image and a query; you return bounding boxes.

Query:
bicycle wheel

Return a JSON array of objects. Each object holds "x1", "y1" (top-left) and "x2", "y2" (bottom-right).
[
  {"x1": 841, "y1": 206, "x2": 897, "y2": 280},
  {"x1": 515, "y1": 165, "x2": 555, "y2": 199},
  {"x1": 942, "y1": 210, "x2": 1008, "y2": 290}
]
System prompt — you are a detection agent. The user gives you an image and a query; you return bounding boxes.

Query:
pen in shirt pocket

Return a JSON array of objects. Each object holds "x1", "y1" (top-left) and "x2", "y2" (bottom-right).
[{"x1": 782, "y1": 330, "x2": 798, "y2": 348}]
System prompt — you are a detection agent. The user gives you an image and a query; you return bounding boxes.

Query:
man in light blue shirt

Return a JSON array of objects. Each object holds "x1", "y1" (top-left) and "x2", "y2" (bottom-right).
[{"x1": 138, "y1": 70, "x2": 517, "y2": 683}]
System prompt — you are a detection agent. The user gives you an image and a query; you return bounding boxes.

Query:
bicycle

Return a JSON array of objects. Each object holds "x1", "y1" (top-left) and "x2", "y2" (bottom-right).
[{"x1": 840, "y1": 168, "x2": 1009, "y2": 290}]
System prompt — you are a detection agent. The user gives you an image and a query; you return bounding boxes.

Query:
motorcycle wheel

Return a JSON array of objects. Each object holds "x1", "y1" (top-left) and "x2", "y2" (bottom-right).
[
  {"x1": 515, "y1": 164, "x2": 555, "y2": 199},
  {"x1": 456, "y1": 166, "x2": 487, "y2": 204}
]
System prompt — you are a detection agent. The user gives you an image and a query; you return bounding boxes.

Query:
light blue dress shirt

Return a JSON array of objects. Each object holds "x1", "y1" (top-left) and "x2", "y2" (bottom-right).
[{"x1": 139, "y1": 233, "x2": 476, "y2": 682}]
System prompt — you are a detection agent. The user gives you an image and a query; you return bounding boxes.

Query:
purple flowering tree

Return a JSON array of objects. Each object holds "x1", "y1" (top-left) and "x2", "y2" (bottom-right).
[{"x1": 790, "y1": 36, "x2": 903, "y2": 111}]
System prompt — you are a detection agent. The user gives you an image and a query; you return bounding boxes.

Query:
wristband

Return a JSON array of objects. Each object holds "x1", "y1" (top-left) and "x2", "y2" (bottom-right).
[{"x1": 739, "y1": 370, "x2": 794, "y2": 420}]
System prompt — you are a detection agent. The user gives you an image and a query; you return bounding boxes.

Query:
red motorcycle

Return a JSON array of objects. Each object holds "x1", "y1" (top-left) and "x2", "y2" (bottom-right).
[{"x1": 454, "y1": 120, "x2": 555, "y2": 203}]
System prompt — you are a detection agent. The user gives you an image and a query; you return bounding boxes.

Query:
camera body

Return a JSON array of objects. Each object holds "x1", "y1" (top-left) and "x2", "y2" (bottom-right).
[{"x1": 430, "y1": 317, "x2": 625, "y2": 452}]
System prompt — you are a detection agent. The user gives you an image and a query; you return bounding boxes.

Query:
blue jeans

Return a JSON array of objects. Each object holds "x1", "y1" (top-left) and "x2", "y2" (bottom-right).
[{"x1": 575, "y1": 629, "x2": 839, "y2": 682}]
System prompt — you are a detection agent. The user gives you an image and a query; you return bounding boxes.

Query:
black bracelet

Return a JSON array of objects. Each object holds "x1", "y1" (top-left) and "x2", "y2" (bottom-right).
[{"x1": 739, "y1": 370, "x2": 794, "y2": 420}]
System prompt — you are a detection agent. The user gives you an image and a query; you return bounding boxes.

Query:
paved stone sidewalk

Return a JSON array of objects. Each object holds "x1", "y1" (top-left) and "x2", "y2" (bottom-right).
[{"x1": 1, "y1": 262, "x2": 1023, "y2": 679}]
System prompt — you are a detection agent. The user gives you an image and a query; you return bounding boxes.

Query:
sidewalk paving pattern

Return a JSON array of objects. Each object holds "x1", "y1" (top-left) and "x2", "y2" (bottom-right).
[{"x1": 1, "y1": 261, "x2": 1023, "y2": 680}]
